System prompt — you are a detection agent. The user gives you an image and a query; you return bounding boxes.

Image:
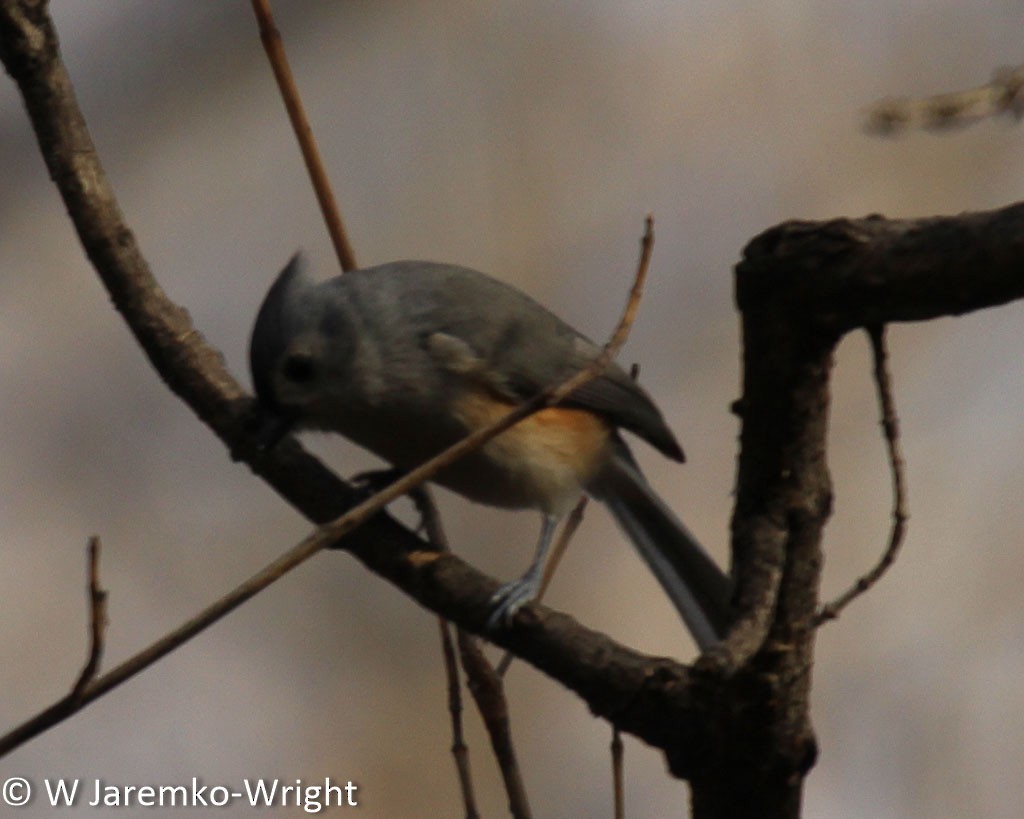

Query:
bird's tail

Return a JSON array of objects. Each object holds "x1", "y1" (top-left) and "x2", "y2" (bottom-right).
[{"x1": 590, "y1": 455, "x2": 732, "y2": 651}]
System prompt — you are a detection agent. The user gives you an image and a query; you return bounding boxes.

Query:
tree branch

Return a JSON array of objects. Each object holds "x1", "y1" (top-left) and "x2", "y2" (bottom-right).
[
  {"x1": 688, "y1": 202, "x2": 1024, "y2": 816},
  {"x1": 250, "y1": 0, "x2": 358, "y2": 272},
  {"x1": 816, "y1": 325, "x2": 908, "y2": 624},
  {"x1": 70, "y1": 536, "x2": 107, "y2": 700},
  {"x1": 737, "y1": 207, "x2": 1024, "y2": 329},
  {"x1": 1, "y1": 0, "x2": 701, "y2": 765},
  {"x1": 8, "y1": 5, "x2": 1024, "y2": 817}
]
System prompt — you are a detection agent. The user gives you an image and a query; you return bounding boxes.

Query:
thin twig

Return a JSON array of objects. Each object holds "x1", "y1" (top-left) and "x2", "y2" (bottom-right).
[
  {"x1": 540, "y1": 498, "x2": 589, "y2": 597},
  {"x1": 606, "y1": 215, "x2": 655, "y2": 361},
  {"x1": 439, "y1": 620, "x2": 480, "y2": 819},
  {"x1": 0, "y1": 217, "x2": 655, "y2": 759},
  {"x1": 71, "y1": 536, "x2": 107, "y2": 700},
  {"x1": 457, "y1": 629, "x2": 532, "y2": 819},
  {"x1": 410, "y1": 487, "x2": 482, "y2": 819},
  {"x1": 251, "y1": 0, "x2": 358, "y2": 272},
  {"x1": 413, "y1": 485, "x2": 529, "y2": 817},
  {"x1": 611, "y1": 728, "x2": 625, "y2": 819},
  {"x1": 816, "y1": 325, "x2": 908, "y2": 624}
]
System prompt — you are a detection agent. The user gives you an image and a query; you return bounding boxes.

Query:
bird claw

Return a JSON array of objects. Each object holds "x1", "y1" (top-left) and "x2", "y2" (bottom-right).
[{"x1": 486, "y1": 575, "x2": 541, "y2": 630}]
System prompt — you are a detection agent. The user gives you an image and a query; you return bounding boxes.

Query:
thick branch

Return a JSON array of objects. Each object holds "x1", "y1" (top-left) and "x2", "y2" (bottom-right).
[
  {"x1": 692, "y1": 201, "x2": 1024, "y2": 818},
  {"x1": 739, "y1": 205, "x2": 1024, "y2": 331}
]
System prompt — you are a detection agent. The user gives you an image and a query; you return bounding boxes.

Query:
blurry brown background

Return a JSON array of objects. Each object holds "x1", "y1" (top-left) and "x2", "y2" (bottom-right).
[{"x1": 2, "y1": 2, "x2": 1023, "y2": 816}]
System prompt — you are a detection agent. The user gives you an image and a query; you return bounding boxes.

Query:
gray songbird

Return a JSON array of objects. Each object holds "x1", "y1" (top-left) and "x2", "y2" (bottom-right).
[{"x1": 249, "y1": 255, "x2": 731, "y2": 649}]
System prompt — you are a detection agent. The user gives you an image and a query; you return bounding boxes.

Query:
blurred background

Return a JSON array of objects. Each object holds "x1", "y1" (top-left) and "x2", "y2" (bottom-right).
[{"x1": 2, "y1": 1, "x2": 1023, "y2": 816}]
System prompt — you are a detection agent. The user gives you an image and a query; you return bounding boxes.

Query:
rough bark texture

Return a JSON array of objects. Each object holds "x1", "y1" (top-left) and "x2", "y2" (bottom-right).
[{"x1": 683, "y1": 211, "x2": 1024, "y2": 817}]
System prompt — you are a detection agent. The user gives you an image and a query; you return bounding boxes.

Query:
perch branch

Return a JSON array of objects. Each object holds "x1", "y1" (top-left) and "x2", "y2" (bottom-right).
[{"x1": 0, "y1": 6, "x2": 661, "y2": 749}]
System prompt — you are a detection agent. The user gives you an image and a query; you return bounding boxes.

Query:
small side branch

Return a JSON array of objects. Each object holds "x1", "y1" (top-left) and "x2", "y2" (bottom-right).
[
  {"x1": 408, "y1": 487, "x2": 482, "y2": 819},
  {"x1": 438, "y1": 620, "x2": 480, "y2": 819},
  {"x1": 71, "y1": 536, "x2": 107, "y2": 700},
  {"x1": 458, "y1": 630, "x2": 532, "y2": 819},
  {"x1": 412, "y1": 486, "x2": 529, "y2": 818},
  {"x1": 817, "y1": 325, "x2": 908, "y2": 624}
]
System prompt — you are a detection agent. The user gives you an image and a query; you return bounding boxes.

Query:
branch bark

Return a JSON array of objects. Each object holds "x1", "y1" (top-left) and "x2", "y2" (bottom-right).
[{"x1": 685, "y1": 209, "x2": 1024, "y2": 817}]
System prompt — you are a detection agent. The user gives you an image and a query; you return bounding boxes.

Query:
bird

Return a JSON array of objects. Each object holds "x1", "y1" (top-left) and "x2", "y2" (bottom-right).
[{"x1": 249, "y1": 255, "x2": 732, "y2": 649}]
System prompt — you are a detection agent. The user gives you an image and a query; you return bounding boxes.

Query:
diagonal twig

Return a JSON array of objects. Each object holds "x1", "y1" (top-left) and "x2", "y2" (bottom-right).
[
  {"x1": 407, "y1": 486, "x2": 483, "y2": 819},
  {"x1": 438, "y1": 618, "x2": 481, "y2": 819},
  {"x1": 251, "y1": 0, "x2": 358, "y2": 272},
  {"x1": 410, "y1": 486, "x2": 530, "y2": 818},
  {"x1": 458, "y1": 628, "x2": 532, "y2": 819}
]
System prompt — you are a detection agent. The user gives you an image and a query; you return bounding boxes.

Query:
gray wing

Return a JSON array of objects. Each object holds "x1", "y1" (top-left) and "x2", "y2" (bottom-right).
[
  {"x1": 503, "y1": 336, "x2": 685, "y2": 462},
  {"x1": 383, "y1": 261, "x2": 685, "y2": 461}
]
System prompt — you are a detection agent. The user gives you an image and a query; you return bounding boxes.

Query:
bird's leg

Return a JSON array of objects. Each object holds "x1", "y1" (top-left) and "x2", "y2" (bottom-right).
[{"x1": 487, "y1": 514, "x2": 559, "y2": 629}]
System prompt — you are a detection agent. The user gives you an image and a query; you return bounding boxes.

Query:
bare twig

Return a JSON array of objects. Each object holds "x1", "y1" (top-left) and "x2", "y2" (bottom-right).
[
  {"x1": 251, "y1": 0, "x2": 358, "y2": 272},
  {"x1": 70, "y1": 536, "x2": 107, "y2": 700},
  {"x1": 540, "y1": 498, "x2": 589, "y2": 598},
  {"x1": 412, "y1": 486, "x2": 529, "y2": 817},
  {"x1": 409, "y1": 487, "x2": 482, "y2": 818},
  {"x1": 457, "y1": 629, "x2": 532, "y2": 819},
  {"x1": 865, "y1": 63, "x2": 1024, "y2": 136},
  {"x1": 439, "y1": 620, "x2": 480, "y2": 819},
  {"x1": 816, "y1": 325, "x2": 908, "y2": 624},
  {"x1": 611, "y1": 728, "x2": 625, "y2": 819},
  {"x1": 607, "y1": 215, "x2": 655, "y2": 360}
]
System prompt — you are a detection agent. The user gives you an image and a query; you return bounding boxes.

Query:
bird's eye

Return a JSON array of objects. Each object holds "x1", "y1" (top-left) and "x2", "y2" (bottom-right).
[{"x1": 282, "y1": 352, "x2": 316, "y2": 383}]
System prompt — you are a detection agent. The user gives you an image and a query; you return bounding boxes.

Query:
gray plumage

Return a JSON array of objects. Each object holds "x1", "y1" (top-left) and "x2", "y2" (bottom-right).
[{"x1": 250, "y1": 255, "x2": 732, "y2": 648}]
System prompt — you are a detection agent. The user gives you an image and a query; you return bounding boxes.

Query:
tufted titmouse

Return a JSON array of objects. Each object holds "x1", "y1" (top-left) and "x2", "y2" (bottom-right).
[{"x1": 249, "y1": 256, "x2": 732, "y2": 649}]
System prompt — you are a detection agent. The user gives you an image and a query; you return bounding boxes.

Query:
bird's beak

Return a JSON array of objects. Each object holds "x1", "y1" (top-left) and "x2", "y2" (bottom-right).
[{"x1": 253, "y1": 408, "x2": 295, "y2": 452}]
